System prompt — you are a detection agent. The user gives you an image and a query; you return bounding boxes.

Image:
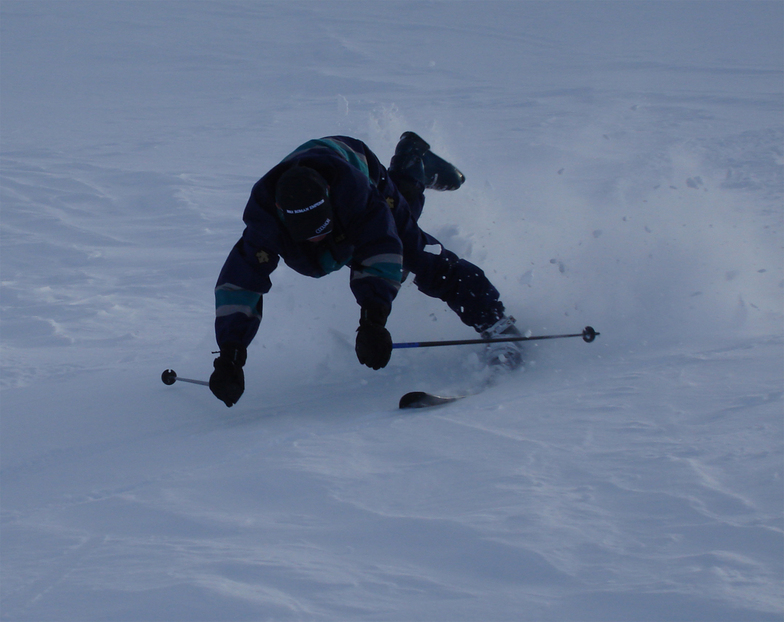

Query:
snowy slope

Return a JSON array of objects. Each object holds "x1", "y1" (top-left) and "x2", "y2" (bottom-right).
[{"x1": 1, "y1": 2, "x2": 782, "y2": 621}]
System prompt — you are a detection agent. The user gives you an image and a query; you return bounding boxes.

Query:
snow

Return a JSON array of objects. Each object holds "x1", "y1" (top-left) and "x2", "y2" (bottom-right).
[{"x1": 1, "y1": 1, "x2": 782, "y2": 620}]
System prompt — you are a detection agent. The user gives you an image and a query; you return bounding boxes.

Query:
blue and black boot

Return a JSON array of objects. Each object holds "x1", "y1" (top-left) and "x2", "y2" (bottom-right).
[
  {"x1": 389, "y1": 132, "x2": 466, "y2": 195},
  {"x1": 482, "y1": 315, "x2": 525, "y2": 371}
]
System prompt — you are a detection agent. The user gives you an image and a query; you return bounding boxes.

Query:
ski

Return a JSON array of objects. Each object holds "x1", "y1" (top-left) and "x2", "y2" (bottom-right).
[{"x1": 399, "y1": 391, "x2": 466, "y2": 409}]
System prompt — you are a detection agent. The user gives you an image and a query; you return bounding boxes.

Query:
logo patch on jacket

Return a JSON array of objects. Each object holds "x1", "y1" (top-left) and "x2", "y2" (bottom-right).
[{"x1": 256, "y1": 250, "x2": 270, "y2": 264}]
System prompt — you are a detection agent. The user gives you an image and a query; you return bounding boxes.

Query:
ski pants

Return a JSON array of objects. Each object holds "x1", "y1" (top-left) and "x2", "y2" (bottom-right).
[{"x1": 382, "y1": 172, "x2": 505, "y2": 332}]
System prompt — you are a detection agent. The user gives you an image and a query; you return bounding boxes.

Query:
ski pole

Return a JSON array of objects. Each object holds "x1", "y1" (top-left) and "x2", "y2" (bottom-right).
[
  {"x1": 161, "y1": 369, "x2": 209, "y2": 387},
  {"x1": 393, "y1": 325, "x2": 599, "y2": 349}
]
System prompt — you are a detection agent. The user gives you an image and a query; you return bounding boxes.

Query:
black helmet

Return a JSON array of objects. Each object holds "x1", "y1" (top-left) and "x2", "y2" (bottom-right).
[{"x1": 275, "y1": 167, "x2": 333, "y2": 241}]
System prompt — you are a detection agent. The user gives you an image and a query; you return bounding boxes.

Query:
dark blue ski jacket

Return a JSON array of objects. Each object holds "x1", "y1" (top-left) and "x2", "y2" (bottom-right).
[{"x1": 214, "y1": 137, "x2": 404, "y2": 348}]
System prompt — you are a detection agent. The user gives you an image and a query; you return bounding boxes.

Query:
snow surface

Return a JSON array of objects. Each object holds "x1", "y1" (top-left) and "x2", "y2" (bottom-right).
[{"x1": 1, "y1": 2, "x2": 782, "y2": 620}]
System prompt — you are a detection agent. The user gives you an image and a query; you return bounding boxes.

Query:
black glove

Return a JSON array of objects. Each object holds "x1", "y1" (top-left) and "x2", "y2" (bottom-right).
[
  {"x1": 355, "y1": 307, "x2": 392, "y2": 370},
  {"x1": 209, "y1": 343, "x2": 247, "y2": 407}
]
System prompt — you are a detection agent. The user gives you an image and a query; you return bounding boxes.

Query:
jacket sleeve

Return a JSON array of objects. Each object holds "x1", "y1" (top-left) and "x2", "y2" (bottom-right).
[
  {"x1": 338, "y1": 175, "x2": 404, "y2": 315},
  {"x1": 214, "y1": 235, "x2": 280, "y2": 348}
]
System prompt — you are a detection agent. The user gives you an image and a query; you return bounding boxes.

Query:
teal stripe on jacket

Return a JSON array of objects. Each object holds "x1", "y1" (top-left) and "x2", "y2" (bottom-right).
[
  {"x1": 215, "y1": 285, "x2": 262, "y2": 319},
  {"x1": 351, "y1": 253, "x2": 403, "y2": 289},
  {"x1": 284, "y1": 138, "x2": 371, "y2": 180}
]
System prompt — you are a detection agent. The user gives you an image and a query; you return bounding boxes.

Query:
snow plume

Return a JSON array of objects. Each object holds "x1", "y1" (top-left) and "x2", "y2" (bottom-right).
[{"x1": 418, "y1": 104, "x2": 783, "y2": 352}]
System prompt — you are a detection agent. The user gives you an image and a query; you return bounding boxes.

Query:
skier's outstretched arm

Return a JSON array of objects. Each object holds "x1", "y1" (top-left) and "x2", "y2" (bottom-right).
[{"x1": 211, "y1": 236, "x2": 278, "y2": 407}]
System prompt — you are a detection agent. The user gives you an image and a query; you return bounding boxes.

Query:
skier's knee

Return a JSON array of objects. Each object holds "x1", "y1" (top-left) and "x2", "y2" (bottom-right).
[
  {"x1": 414, "y1": 250, "x2": 504, "y2": 330},
  {"x1": 413, "y1": 248, "x2": 460, "y2": 299}
]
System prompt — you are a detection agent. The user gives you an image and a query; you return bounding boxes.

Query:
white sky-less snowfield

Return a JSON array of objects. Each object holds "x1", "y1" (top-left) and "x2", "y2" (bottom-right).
[{"x1": 1, "y1": 2, "x2": 782, "y2": 620}]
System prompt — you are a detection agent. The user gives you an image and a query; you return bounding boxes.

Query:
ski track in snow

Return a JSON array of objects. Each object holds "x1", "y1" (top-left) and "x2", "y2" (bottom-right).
[{"x1": 1, "y1": 2, "x2": 782, "y2": 621}]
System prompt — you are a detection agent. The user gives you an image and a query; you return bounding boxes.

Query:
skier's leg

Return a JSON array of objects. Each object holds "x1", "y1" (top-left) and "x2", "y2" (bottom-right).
[
  {"x1": 410, "y1": 246, "x2": 506, "y2": 330},
  {"x1": 385, "y1": 134, "x2": 523, "y2": 368},
  {"x1": 388, "y1": 131, "x2": 465, "y2": 205},
  {"x1": 381, "y1": 176, "x2": 504, "y2": 330},
  {"x1": 413, "y1": 249, "x2": 524, "y2": 369}
]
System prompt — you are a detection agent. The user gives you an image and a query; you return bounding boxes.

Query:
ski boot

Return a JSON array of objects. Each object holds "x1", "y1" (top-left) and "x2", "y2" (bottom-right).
[
  {"x1": 389, "y1": 132, "x2": 466, "y2": 192},
  {"x1": 481, "y1": 315, "x2": 524, "y2": 371}
]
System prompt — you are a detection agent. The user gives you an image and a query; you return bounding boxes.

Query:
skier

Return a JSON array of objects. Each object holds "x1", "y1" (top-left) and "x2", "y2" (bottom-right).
[{"x1": 209, "y1": 133, "x2": 523, "y2": 407}]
